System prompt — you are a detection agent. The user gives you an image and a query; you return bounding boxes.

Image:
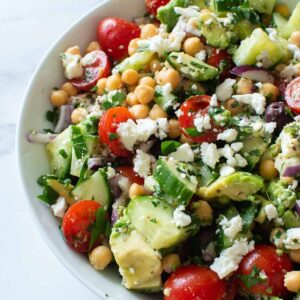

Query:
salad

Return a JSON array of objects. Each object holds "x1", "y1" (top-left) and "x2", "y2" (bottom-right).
[{"x1": 28, "y1": 0, "x2": 300, "y2": 299}]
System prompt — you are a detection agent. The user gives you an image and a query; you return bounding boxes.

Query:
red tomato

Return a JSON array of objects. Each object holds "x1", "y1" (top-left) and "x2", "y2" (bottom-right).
[
  {"x1": 99, "y1": 107, "x2": 132, "y2": 157},
  {"x1": 178, "y1": 95, "x2": 223, "y2": 143},
  {"x1": 285, "y1": 76, "x2": 300, "y2": 114},
  {"x1": 145, "y1": 0, "x2": 170, "y2": 16},
  {"x1": 237, "y1": 245, "x2": 293, "y2": 297},
  {"x1": 207, "y1": 49, "x2": 233, "y2": 81},
  {"x1": 97, "y1": 17, "x2": 140, "y2": 60},
  {"x1": 71, "y1": 50, "x2": 110, "y2": 91},
  {"x1": 62, "y1": 200, "x2": 101, "y2": 253},
  {"x1": 116, "y1": 166, "x2": 144, "y2": 185},
  {"x1": 164, "y1": 265, "x2": 226, "y2": 300}
]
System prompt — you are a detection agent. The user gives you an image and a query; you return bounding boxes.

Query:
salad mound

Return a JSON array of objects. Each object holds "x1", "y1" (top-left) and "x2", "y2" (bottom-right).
[{"x1": 29, "y1": 0, "x2": 300, "y2": 299}]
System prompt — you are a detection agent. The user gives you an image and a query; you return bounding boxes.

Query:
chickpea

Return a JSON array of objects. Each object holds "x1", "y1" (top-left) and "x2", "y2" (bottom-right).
[
  {"x1": 236, "y1": 78, "x2": 253, "y2": 95},
  {"x1": 128, "y1": 38, "x2": 140, "y2": 56},
  {"x1": 139, "y1": 76, "x2": 156, "y2": 88},
  {"x1": 50, "y1": 90, "x2": 69, "y2": 107},
  {"x1": 61, "y1": 82, "x2": 78, "y2": 97},
  {"x1": 270, "y1": 227, "x2": 286, "y2": 248},
  {"x1": 275, "y1": 64, "x2": 286, "y2": 73},
  {"x1": 284, "y1": 271, "x2": 300, "y2": 293},
  {"x1": 289, "y1": 249, "x2": 300, "y2": 264},
  {"x1": 193, "y1": 200, "x2": 213, "y2": 223},
  {"x1": 259, "y1": 159, "x2": 279, "y2": 180},
  {"x1": 168, "y1": 119, "x2": 181, "y2": 139},
  {"x1": 141, "y1": 24, "x2": 158, "y2": 39},
  {"x1": 259, "y1": 83, "x2": 280, "y2": 102},
  {"x1": 71, "y1": 107, "x2": 88, "y2": 124},
  {"x1": 157, "y1": 68, "x2": 181, "y2": 89},
  {"x1": 183, "y1": 37, "x2": 204, "y2": 56},
  {"x1": 150, "y1": 59, "x2": 163, "y2": 73},
  {"x1": 96, "y1": 78, "x2": 108, "y2": 95},
  {"x1": 162, "y1": 254, "x2": 181, "y2": 273},
  {"x1": 142, "y1": 62, "x2": 152, "y2": 73},
  {"x1": 106, "y1": 74, "x2": 124, "y2": 91},
  {"x1": 274, "y1": 4, "x2": 290, "y2": 18},
  {"x1": 66, "y1": 45, "x2": 81, "y2": 56},
  {"x1": 224, "y1": 98, "x2": 245, "y2": 116},
  {"x1": 134, "y1": 85, "x2": 155, "y2": 104},
  {"x1": 89, "y1": 245, "x2": 113, "y2": 271},
  {"x1": 129, "y1": 183, "x2": 148, "y2": 198},
  {"x1": 129, "y1": 104, "x2": 150, "y2": 119},
  {"x1": 85, "y1": 41, "x2": 100, "y2": 53},
  {"x1": 179, "y1": 133, "x2": 194, "y2": 145},
  {"x1": 121, "y1": 69, "x2": 139, "y2": 85},
  {"x1": 126, "y1": 92, "x2": 139, "y2": 106},
  {"x1": 149, "y1": 104, "x2": 168, "y2": 120},
  {"x1": 289, "y1": 31, "x2": 300, "y2": 48}
]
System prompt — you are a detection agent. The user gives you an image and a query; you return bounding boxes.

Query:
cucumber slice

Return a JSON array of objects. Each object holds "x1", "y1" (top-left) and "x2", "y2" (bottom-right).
[
  {"x1": 233, "y1": 28, "x2": 285, "y2": 68},
  {"x1": 154, "y1": 86, "x2": 179, "y2": 113},
  {"x1": 278, "y1": 3, "x2": 300, "y2": 39},
  {"x1": 273, "y1": 12, "x2": 288, "y2": 37},
  {"x1": 46, "y1": 127, "x2": 72, "y2": 179},
  {"x1": 153, "y1": 157, "x2": 197, "y2": 206},
  {"x1": 114, "y1": 51, "x2": 155, "y2": 73},
  {"x1": 72, "y1": 168, "x2": 111, "y2": 210},
  {"x1": 127, "y1": 196, "x2": 190, "y2": 250},
  {"x1": 167, "y1": 52, "x2": 219, "y2": 82},
  {"x1": 210, "y1": 0, "x2": 244, "y2": 13},
  {"x1": 248, "y1": 0, "x2": 276, "y2": 14}
]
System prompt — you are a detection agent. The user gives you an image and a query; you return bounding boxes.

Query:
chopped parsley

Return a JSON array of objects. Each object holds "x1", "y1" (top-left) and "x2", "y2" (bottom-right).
[
  {"x1": 109, "y1": 133, "x2": 119, "y2": 141},
  {"x1": 59, "y1": 149, "x2": 68, "y2": 159},
  {"x1": 238, "y1": 265, "x2": 267, "y2": 289}
]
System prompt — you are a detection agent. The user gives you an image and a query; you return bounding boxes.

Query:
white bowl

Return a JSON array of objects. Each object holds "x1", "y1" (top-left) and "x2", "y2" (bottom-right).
[{"x1": 16, "y1": 0, "x2": 298, "y2": 299}]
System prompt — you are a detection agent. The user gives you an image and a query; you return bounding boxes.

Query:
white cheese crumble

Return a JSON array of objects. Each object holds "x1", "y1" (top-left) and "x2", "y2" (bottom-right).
[
  {"x1": 288, "y1": 43, "x2": 300, "y2": 61},
  {"x1": 168, "y1": 143, "x2": 195, "y2": 162},
  {"x1": 195, "y1": 50, "x2": 206, "y2": 61},
  {"x1": 266, "y1": 27, "x2": 278, "y2": 42},
  {"x1": 264, "y1": 204, "x2": 278, "y2": 221},
  {"x1": 156, "y1": 118, "x2": 169, "y2": 139},
  {"x1": 256, "y1": 50, "x2": 272, "y2": 69},
  {"x1": 220, "y1": 165, "x2": 235, "y2": 177},
  {"x1": 174, "y1": 6, "x2": 200, "y2": 18},
  {"x1": 220, "y1": 215, "x2": 243, "y2": 241},
  {"x1": 201, "y1": 143, "x2": 220, "y2": 169},
  {"x1": 51, "y1": 197, "x2": 67, "y2": 219},
  {"x1": 210, "y1": 239, "x2": 255, "y2": 279},
  {"x1": 232, "y1": 93, "x2": 266, "y2": 115},
  {"x1": 210, "y1": 94, "x2": 218, "y2": 107},
  {"x1": 264, "y1": 122, "x2": 277, "y2": 134},
  {"x1": 81, "y1": 50, "x2": 98, "y2": 66},
  {"x1": 280, "y1": 64, "x2": 298, "y2": 82},
  {"x1": 61, "y1": 52, "x2": 83, "y2": 80},
  {"x1": 173, "y1": 205, "x2": 192, "y2": 227},
  {"x1": 106, "y1": 166, "x2": 116, "y2": 179},
  {"x1": 231, "y1": 142, "x2": 243, "y2": 152},
  {"x1": 144, "y1": 176, "x2": 158, "y2": 192},
  {"x1": 118, "y1": 176, "x2": 131, "y2": 194},
  {"x1": 217, "y1": 128, "x2": 238, "y2": 143},
  {"x1": 163, "y1": 288, "x2": 171, "y2": 297},
  {"x1": 133, "y1": 150, "x2": 155, "y2": 178},
  {"x1": 216, "y1": 79, "x2": 236, "y2": 102},
  {"x1": 283, "y1": 228, "x2": 300, "y2": 250},
  {"x1": 194, "y1": 114, "x2": 211, "y2": 132}
]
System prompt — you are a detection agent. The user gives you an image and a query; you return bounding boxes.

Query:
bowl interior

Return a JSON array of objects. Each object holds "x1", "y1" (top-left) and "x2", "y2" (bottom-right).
[{"x1": 17, "y1": 0, "x2": 299, "y2": 299}]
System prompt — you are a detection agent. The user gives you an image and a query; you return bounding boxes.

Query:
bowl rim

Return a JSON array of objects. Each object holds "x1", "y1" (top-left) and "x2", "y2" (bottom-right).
[{"x1": 15, "y1": 1, "x2": 111, "y2": 299}]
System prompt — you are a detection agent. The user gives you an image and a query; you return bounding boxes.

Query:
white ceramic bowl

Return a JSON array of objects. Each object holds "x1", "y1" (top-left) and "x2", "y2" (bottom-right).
[{"x1": 16, "y1": 0, "x2": 298, "y2": 299}]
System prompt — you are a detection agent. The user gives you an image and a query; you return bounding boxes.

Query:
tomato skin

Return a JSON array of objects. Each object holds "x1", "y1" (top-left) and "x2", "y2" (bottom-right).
[
  {"x1": 116, "y1": 166, "x2": 144, "y2": 185},
  {"x1": 71, "y1": 50, "x2": 110, "y2": 91},
  {"x1": 145, "y1": 0, "x2": 171, "y2": 16},
  {"x1": 97, "y1": 17, "x2": 140, "y2": 60},
  {"x1": 285, "y1": 76, "x2": 300, "y2": 114},
  {"x1": 178, "y1": 95, "x2": 223, "y2": 143},
  {"x1": 237, "y1": 245, "x2": 293, "y2": 297},
  {"x1": 164, "y1": 265, "x2": 225, "y2": 300},
  {"x1": 62, "y1": 200, "x2": 101, "y2": 253},
  {"x1": 99, "y1": 107, "x2": 132, "y2": 157}
]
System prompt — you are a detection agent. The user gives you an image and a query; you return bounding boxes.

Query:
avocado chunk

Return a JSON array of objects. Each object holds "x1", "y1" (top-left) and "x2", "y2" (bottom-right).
[
  {"x1": 281, "y1": 210, "x2": 300, "y2": 229},
  {"x1": 110, "y1": 227, "x2": 162, "y2": 290},
  {"x1": 198, "y1": 172, "x2": 264, "y2": 201}
]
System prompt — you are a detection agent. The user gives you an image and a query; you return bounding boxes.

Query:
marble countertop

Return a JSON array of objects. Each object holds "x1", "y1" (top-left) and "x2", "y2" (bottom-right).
[{"x1": 0, "y1": 1, "x2": 103, "y2": 299}]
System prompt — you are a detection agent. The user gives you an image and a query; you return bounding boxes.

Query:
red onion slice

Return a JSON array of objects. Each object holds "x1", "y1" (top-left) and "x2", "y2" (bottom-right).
[
  {"x1": 27, "y1": 132, "x2": 58, "y2": 144},
  {"x1": 87, "y1": 158, "x2": 103, "y2": 170},
  {"x1": 230, "y1": 66, "x2": 275, "y2": 83},
  {"x1": 295, "y1": 200, "x2": 300, "y2": 216},
  {"x1": 54, "y1": 105, "x2": 73, "y2": 133}
]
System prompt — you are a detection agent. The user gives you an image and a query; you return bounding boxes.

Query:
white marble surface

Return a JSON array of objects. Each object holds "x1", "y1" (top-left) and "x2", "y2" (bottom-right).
[{"x1": 0, "y1": 0, "x2": 104, "y2": 299}]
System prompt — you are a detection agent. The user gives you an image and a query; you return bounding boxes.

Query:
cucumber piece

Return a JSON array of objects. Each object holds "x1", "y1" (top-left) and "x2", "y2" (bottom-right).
[
  {"x1": 128, "y1": 196, "x2": 190, "y2": 250},
  {"x1": 72, "y1": 168, "x2": 111, "y2": 210},
  {"x1": 77, "y1": 116, "x2": 99, "y2": 135},
  {"x1": 281, "y1": 211, "x2": 300, "y2": 229},
  {"x1": 47, "y1": 178, "x2": 75, "y2": 205},
  {"x1": 233, "y1": 28, "x2": 285, "y2": 68},
  {"x1": 210, "y1": 0, "x2": 244, "y2": 13},
  {"x1": 153, "y1": 157, "x2": 197, "y2": 206},
  {"x1": 46, "y1": 127, "x2": 72, "y2": 179},
  {"x1": 248, "y1": 0, "x2": 276, "y2": 14},
  {"x1": 167, "y1": 52, "x2": 219, "y2": 82},
  {"x1": 232, "y1": 20, "x2": 255, "y2": 40},
  {"x1": 273, "y1": 12, "x2": 288, "y2": 37},
  {"x1": 278, "y1": 3, "x2": 300, "y2": 38},
  {"x1": 154, "y1": 86, "x2": 179, "y2": 113},
  {"x1": 114, "y1": 51, "x2": 155, "y2": 73}
]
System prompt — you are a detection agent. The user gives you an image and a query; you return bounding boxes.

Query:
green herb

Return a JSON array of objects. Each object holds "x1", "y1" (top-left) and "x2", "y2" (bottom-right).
[
  {"x1": 59, "y1": 53, "x2": 66, "y2": 60},
  {"x1": 161, "y1": 140, "x2": 181, "y2": 155},
  {"x1": 46, "y1": 108, "x2": 58, "y2": 125},
  {"x1": 109, "y1": 133, "x2": 119, "y2": 141},
  {"x1": 77, "y1": 159, "x2": 89, "y2": 186},
  {"x1": 284, "y1": 107, "x2": 294, "y2": 118},
  {"x1": 248, "y1": 149, "x2": 261, "y2": 157},
  {"x1": 59, "y1": 149, "x2": 68, "y2": 159},
  {"x1": 238, "y1": 265, "x2": 267, "y2": 288},
  {"x1": 240, "y1": 203, "x2": 258, "y2": 233},
  {"x1": 231, "y1": 7, "x2": 261, "y2": 25},
  {"x1": 90, "y1": 85, "x2": 98, "y2": 92},
  {"x1": 150, "y1": 218, "x2": 157, "y2": 224},
  {"x1": 37, "y1": 175, "x2": 59, "y2": 205},
  {"x1": 71, "y1": 126, "x2": 88, "y2": 159},
  {"x1": 185, "y1": 127, "x2": 202, "y2": 137},
  {"x1": 44, "y1": 128, "x2": 55, "y2": 133},
  {"x1": 102, "y1": 91, "x2": 126, "y2": 110}
]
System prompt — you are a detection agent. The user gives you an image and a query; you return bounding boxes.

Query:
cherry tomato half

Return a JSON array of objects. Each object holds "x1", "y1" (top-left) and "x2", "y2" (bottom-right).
[
  {"x1": 237, "y1": 245, "x2": 293, "y2": 297},
  {"x1": 98, "y1": 17, "x2": 140, "y2": 60},
  {"x1": 164, "y1": 265, "x2": 225, "y2": 300},
  {"x1": 145, "y1": 0, "x2": 171, "y2": 16},
  {"x1": 116, "y1": 166, "x2": 144, "y2": 185},
  {"x1": 99, "y1": 107, "x2": 132, "y2": 157},
  {"x1": 178, "y1": 95, "x2": 223, "y2": 143},
  {"x1": 71, "y1": 50, "x2": 110, "y2": 91},
  {"x1": 62, "y1": 200, "x2": 101, "y2": 253},
  {"x1": 285, "y1": 76, "x2": 300, "y2": 114}
]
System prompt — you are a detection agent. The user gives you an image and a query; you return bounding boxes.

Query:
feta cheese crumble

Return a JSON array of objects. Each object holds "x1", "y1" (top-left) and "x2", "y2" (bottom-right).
[
  {"x1": 106, "y1": 166, "x2": 116, "y2": 179},
  {"x1": 210, "y1": 94, "x2": 218, "y2": 107},
  {"x1": 61, "y1": 52, "x2": 83, "y2": 80},
  {"x1": 51, "y1": 197, "x2": 67, "y2": 218},
  {"x1": 264, "y1": 122, "x2": 277, "y2": 134},
  {"x1": 118, "y1": 176, "x2": 131, "y2": 194},
  {"x1": 232, "y1": 93, "x2": 266, "y2": 115},
  {"x1": 216, "y1": 79, "x2": 236, "y2": 102},
  {"x1": 280, "y1": 64, "x2": 298, "y2": 82},
  {"x1": 231, "y1": 142, "x2": 243, "y2": 152},
  {"x1": 194, "y1": 114, "x2": 211, "y2": 132},
  {"x1": 173, "y1": 205, "x2": 192, "y2": 227},
  {"x1": 168, "y1": 143, "x2": 195, "y2": 162},
  {"x1": 288, "y1": 43, "x2": 300, "y2": 61},
  {"x1": 264, "y1": 204, "x2": 278, "y2": 221},
  {"x1": 256, "y1": 50, "x2": 272, "y2": 69},
  {"x1": 144, "y1": 176, "x2": 159, "y2": 192},
  {"x1": 133, "y1": 150, "x2": 155, "y2": 178},
  {"x1": 195, "y1": 50, "x2": 206, "y2": 61},
  {"x1": 220, "y1": 165, "x2": 235, "y2": 177},
  {"x1": 201, "y1": 143, "x2": 220, "y2": 169},
  {"x1": 283, "y1": 228, "x2": 300, "y2": 250},
  {"x1": 81, "y1": 50, "x2": 98, "y2": 66},
  {"x1": 220, "y1": 215, "x2": 243, "y2": 241},
  {"x1": 217, "y1": 129, "x2": 238, "y2": 143},
  {"x1": 210, "y1": 239, "x2": 255, "y2": 279}
]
